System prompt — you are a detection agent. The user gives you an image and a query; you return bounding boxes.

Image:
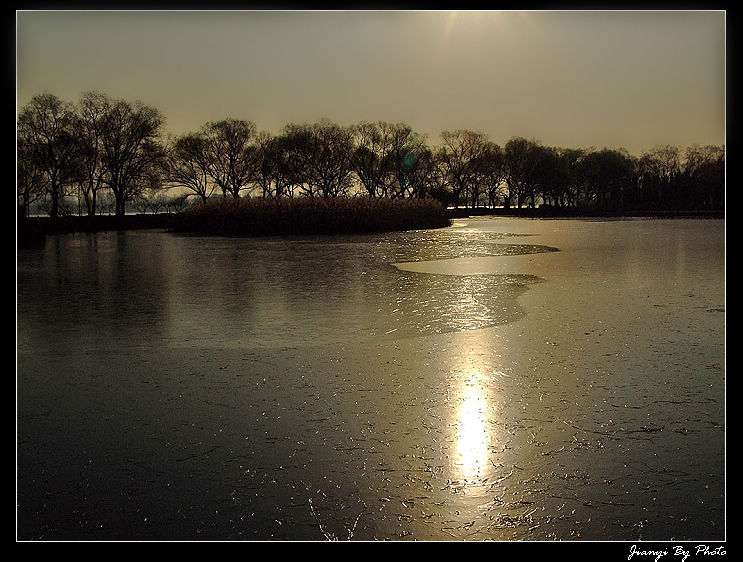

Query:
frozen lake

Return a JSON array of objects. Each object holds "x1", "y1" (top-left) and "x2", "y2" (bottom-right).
[{"x1": 16, "y1": 217, "x2": 725, "y2": 540}]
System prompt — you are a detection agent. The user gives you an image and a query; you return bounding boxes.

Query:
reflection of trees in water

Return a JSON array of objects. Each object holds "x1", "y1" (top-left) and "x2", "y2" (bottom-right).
[{"x1": 18, "y1": 231, "x2": 171, "y2": 353}]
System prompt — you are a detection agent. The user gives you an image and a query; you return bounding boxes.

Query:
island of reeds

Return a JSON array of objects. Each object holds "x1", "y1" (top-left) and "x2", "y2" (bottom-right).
[{"x1": 171, "y1": 197, "x2": 451, "y2": 236}]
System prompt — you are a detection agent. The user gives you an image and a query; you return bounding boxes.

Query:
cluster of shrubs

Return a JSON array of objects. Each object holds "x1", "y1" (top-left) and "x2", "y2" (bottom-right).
[{"x1": 170, "y1": 196, "x2": 451, "y2": 236}]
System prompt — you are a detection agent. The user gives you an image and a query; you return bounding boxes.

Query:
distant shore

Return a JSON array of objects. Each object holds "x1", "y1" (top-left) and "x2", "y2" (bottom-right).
[
  {"x1": 448, "y1": 207, "x2": 725, "y2": 219},
  {"x1": 17, "y1": 205, "x2": 724, "y2": 248}
]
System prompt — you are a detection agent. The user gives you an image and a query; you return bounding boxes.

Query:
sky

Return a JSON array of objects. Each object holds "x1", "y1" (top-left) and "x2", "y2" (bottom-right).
[{"x1": 16, "y1": 10, "x2": 726, "y2": 156}]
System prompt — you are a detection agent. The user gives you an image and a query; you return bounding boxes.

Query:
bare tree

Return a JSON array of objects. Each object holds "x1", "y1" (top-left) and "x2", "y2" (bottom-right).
[
  {"x1": 553, "y1": 147, "x2": 585, "y2": 207},
  {"x1": 683, "y1": 144, "x2": 724, "y2": 177},
  {"x1": 387, "y1": 127, "x2": 428, "y2": 199},
  {"x1": 165, "y1": 131, "x2": 216, "y2": 203},
  {"x1": 17, "y1": 93, "x2": 77, "y2": 218},
  {"x1": 270, "y1": 132, "x2": 304, "y2": 198},
  {"x1": 283, "y1": 119, "x2": 355, "y2": 198},
  {"x1": 70, "y1": 91, "x2": 110, "y2": 216},
  {"x1": 479, "y1": 142, "x2": 507, "y2": 208},
  {"x1": 682, "y1": 144, "x2": 725, "y2": 210},
  {"x1": 643, "y1": 145, "x2": 681, "y2": 184},
  {"x1": 350, "y1": 121, "x2": 392, "y2": 198},
  {"x1": 439, "y1": 130, "x2": 491, "y2": 208},
  {"x1": 202, "y1": 118, "x2": 256, "y2": 198},
  {"x1": 401, "y1": 144, "x2": 439, "y2": 199},
  {"x1": 632, "y1": 145, "x2": 682, "y2": 210},
  {"x1": 250, "y1": 130, "x2": 295, "y2": 198},
  {"x1": 503, "y1": 137, "x2": 537, "y2": 208},
  {"x1": 100, "y1": 98, "x2": 166, "y2": 216},
  {"x1": 527, "y1": 144, "x2": 560, "y2": 208},
  {"x1": 17, "y1": 133, "x2": 47, "y2": 217},
  {"x1": 578, "y1": 148, "x2": 634, "y2": 209}
]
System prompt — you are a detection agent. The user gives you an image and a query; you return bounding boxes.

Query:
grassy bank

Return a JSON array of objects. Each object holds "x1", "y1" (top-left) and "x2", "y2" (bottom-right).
[{"x1": 170, "y1": 197, "x2": 452, "y2": 236}]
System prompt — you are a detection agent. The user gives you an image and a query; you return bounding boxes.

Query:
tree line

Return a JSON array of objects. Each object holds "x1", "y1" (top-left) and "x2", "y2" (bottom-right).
[{"x1": 18, "y1": 92, "x2": 725, "y2": 219}]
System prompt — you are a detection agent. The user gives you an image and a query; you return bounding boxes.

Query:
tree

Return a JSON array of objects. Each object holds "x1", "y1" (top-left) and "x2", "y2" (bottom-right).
[
  {"x1": 683, "y1": 144, "x2": 724, "y2": 178},
  {"x1": 634, "y1": 145, "x2": 682, "y2": 210},
  {"x1": 249, "y1": 131, "x2": 275, "y2": 198},
  {"x1": 524, "y1": 143, "x2": 557, "y2": 208},
  {"x1": 578, "y1": 148, "x2": 634, "y2": 210},
  {"x1": 351, "y1": 121, "x2": 390, "y2": 198},
  {"x1": 17, "y1": 133, "x2": 46, "y2": 217},
  {"x1": 503, "y1": 137, "x2": 535, "y2": 208},
  {"x1": 552, "y1": 148, "x2": 585, "y2": 207},
  {"x1": 479, "y1": 143, "x2": 507, "y2": 208},
  {"x1": 165, "y1": 131, "x2": 215, "y2": 203},
  {"x1": 249, "y1": 131, "x2": 301, "y2": 199},
  {"x1": 438, "y1": 129, "x2": 491, "y2": 208},
  {"x1": 425, "y1": 152, "x2": 454, "y2": 207},
  {"x1": 400, "y1": 144, "x2": 439, "y2": 199},
  {"x1": 70, "y1": 91, "x2": 110, "y2": 216},
  {"x1": 682, "y1": 145, "x2": 725, "y2": 210},
  {"x1": 283, "y1": 119, "x2": 355, "y2": 198},
  {"x1": 100, "y1": 98, "x2": 166, "y2": 216},
  {"x1": 17, "y1": 93, "x2": 77, "y2": 219},
  {"x1": 349, "y1": 121, "x2": 430, "y2": 199},
  {"x1": 387, "y1": 128, "x2": 429, "y2": 199},
  {"x1": 644, "y1": 145, "x2": 681, "y2": 184},
  {"x1": 268, "y1": 132, "x2": 304, "y2": 198},
  {"x1": 202, "y1": 118, "x2": 256, "y2": 199}
]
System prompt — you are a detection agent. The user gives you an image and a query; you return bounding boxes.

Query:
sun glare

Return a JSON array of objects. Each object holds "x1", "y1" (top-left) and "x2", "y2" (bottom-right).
[
  {"x1": 442, "y1": 10, "x2": 460, "y2": 44},
  {"x1": 452, "y1": 366, "x2": 491, "y2": 484}
]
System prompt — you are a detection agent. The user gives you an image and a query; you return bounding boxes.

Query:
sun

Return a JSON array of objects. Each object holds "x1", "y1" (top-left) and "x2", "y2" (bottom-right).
[{"x1": 443, "y1": 10, "x2": 460, "y2": 42}]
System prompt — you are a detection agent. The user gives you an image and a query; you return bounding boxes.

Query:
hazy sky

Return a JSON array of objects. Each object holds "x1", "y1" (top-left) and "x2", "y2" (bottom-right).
[{"x1": 16, "y1": 10, "x2": 726, "y2": 155}]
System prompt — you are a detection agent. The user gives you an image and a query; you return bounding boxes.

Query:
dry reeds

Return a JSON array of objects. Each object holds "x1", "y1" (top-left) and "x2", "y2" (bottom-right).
[{"x1": 171, "y1": 196, "x2": 451, "y2": 236}]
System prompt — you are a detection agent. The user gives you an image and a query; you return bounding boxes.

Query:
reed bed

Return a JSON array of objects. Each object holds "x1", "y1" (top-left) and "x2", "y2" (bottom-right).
[{"x1": 171, "y1": 196, "x2": 451, "y2": 236}]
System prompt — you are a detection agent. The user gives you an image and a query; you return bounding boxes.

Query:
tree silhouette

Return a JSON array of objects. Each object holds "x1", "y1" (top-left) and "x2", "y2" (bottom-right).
[
  {"x1": 18, "y1": 91, "x2": 725, "y2": 218},
  {"x1": 282, "y1": 120, "x2": 355, "y2": 198},
  {"x1": 202, "y1": 118, "x2": 256, "y2": 199},
  {"x1": 438, "y1": 130, "x2": 491, "y2": 208},
  {"x1": 503, "y1": 137, "x2": 536, "y2": 209},
  {"x1": 165, "y1": 131, "x2": 215, "y2": 203},
  {"x1": 18, "y1": 93, "x2": 78, "y2": 219},
  {"x1": 99, "y1": 98, "x2": 166, "y2": 216},
  {"x1": 70, "y1": 92, "x2": 110, "y2": 216}
]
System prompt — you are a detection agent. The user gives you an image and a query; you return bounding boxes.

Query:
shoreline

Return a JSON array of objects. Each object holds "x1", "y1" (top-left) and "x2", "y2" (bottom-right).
[{"x1": 17, "y1": 207, "x2": 725, "y2": 247}]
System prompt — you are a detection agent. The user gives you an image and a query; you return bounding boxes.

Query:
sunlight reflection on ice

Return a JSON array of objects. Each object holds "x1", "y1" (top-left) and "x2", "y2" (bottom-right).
[{"x1": 454, "y1": 367, "x2": 490, "y2": 483}]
